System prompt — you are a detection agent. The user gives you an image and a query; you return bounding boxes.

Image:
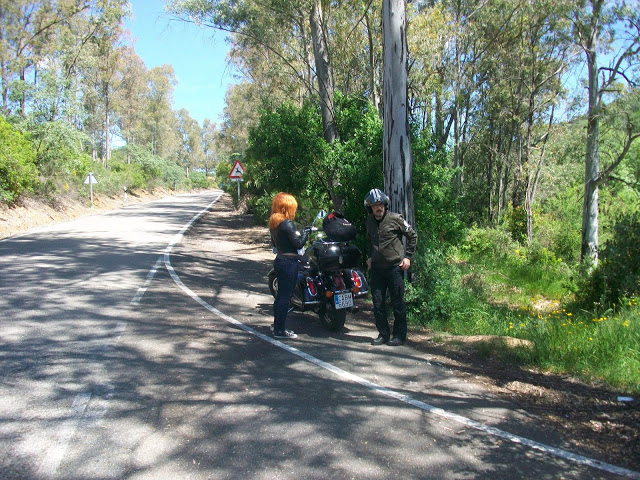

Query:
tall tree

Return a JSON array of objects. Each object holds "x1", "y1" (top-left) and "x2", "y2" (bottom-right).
[
  {"x1": 201, "y1": 118, "x2": 218, "y2": 177},
  {"x1": 143, "y1": 64, "x2": 178, "y2": 157},
  {"x1": 176, "y1": 108, "x2": 203, "y2": 177},
  {"x1": 383, "y1": 0, "x2": 414, "y2": 227},
  {"x1": 113, "y1": 45, "x2": 147, "y2": 158},
  {"x1": 572, "y1": 0, "x2": 640, "y2": 265},
  {"x1": 167, "y1": 0, "x2": 347, "y2": 206},
  {"x1": 0, "y1": 0, "x2": 94, "y2": 115}
]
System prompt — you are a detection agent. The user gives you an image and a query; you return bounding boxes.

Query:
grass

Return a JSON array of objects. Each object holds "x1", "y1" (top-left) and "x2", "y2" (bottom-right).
[{"x1": 410, "y1": 238, "x2": 640, "y2": 394}]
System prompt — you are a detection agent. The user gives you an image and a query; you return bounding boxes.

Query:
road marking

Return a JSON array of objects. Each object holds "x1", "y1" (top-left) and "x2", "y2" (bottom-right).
[
  {"x1": 28, "y1": 192, "x2": 222, "y2": 479},
  {"x1": 129, "y1": 192, "x2": 223, "y2": 305},
  {"x1": 36, "y1": 394, "x2": 91, "y2": 478},
  {"x1": 164, "y1": 197, "x2": 640, "y2": 480},
  {"x1": 35, "y1": 318, "x2": 127, "y2": 478},
  {"x1": 130, "y1": 256, "x2": 164, "y2": 305}
]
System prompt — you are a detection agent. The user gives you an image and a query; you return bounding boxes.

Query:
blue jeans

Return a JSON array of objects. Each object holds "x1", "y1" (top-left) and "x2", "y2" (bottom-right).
[
  {"x1": 370, "y1": 265, "x2": 407, "y2": 340},
  {"x1": 273, "y1": 255, "x2": 299, "y2": 333}
]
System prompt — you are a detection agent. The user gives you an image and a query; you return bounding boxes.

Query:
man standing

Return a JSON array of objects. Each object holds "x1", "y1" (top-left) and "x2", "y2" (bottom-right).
[{"x1": 364, "y1": 188, "x2": 418, "y2": 346}]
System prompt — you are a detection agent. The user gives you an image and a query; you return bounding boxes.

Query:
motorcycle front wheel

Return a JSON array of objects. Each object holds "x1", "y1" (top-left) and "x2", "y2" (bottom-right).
[{"x1": 318, "y1": 301, "x2": 346, "y2": 331}]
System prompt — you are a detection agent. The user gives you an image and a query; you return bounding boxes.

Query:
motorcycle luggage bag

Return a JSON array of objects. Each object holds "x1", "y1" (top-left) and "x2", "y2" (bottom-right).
[
  {"x1": 313, "y1": 242, "x2": 360, "y2": 270},
  {"x1": 322, "y1": 211, "x2": 357, "y2": 242}
]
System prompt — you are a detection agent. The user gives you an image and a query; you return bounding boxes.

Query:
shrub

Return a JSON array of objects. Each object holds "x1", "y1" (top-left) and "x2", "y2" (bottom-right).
[
  {"x1": 0, "y1": 117, "x2": 38, "y2": 203},
  {"x1": 506, "y1": 205, "x2": 528, "y2": 243},
  {"x1": 406, "y1": 246, "x2": 461, "y2": 325},
  {"x1": 577, "y1": 214, "x2": 640, "y2": 310},
  {"x1": 189, "y1": 171, "x2": 208, "y2": 189},
  {"x1": 462, "y1": 225, "x2": 516, "y2": 259},
  {"x1": 109, "y1": 162, "x2": 147, "y2": 190},
  {"x1": 19, "y1": 119, "x2": 92, "y2": 178}
]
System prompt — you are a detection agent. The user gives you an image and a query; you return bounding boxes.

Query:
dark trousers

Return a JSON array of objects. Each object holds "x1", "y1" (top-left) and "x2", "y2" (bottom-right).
[
  {"x1": 370, "y1": 265, "x2": 407, "y2": 340},
  {"x1": 273, "y1": 255, "x2": 299, "y2": 333}
]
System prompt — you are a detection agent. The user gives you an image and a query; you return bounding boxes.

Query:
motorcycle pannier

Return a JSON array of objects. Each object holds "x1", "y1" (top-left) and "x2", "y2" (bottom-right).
[
  {"x1": 313, "y1": 243, "x2": 361, "y2": 270},
  {"x1": 322, "y1": 211, "x2": 357, "y2": 242}
]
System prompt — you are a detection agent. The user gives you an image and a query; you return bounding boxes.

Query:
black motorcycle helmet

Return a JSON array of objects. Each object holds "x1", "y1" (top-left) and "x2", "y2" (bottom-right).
[{"x1": 364, "y1": 188, "x2": 389, "y2": 214}]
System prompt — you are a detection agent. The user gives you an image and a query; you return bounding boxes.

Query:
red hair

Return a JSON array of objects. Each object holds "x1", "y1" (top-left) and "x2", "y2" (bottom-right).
[{"x1": 269, "y1": 192, "x2": 298, "y2": 230}]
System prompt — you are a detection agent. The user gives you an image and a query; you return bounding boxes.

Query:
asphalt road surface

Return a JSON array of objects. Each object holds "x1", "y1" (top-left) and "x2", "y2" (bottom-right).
[{"x1": 1, "y1": 190, "x2": 638, "y2": 480}]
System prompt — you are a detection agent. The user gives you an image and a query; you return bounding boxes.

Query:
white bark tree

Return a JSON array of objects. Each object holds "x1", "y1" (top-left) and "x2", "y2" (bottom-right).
[
  {"x1": 572, "y1": 0, "x2": 640, "y2": 266},
  {"x1": 382, "y1": 0, "x2": 414, "y2": 227}
]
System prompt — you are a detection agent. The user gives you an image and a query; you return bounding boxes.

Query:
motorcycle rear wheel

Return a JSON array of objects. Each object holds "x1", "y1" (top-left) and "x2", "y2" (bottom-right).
[
  {"x1": 268, "y1": 269, "x2": 302, "y2": 310},
  {"x1": 318, "y1": 301, "x2": 346, "y2": 331},
  {"x1": 268, "y1": 269, "x2": 277, "y2": 298}
]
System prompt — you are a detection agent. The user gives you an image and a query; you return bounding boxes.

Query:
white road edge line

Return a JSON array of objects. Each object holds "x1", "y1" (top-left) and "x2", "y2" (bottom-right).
[{"x1": 165, "y1": 193, "x2": 640, "y2": 480}]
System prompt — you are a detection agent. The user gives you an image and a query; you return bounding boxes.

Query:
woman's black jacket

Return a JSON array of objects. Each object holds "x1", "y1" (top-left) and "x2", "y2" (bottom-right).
[{"x1": 271, "y1": 219, "x2": 308, "y2": 255}]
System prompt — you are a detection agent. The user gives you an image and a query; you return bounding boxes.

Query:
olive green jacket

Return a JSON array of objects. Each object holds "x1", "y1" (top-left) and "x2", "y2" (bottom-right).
[{"x1": 366, "y1": 211, "x2": 418, "y2": 269}]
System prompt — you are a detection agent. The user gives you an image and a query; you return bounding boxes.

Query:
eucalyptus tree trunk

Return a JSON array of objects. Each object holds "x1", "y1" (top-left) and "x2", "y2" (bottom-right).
[
  {"x1": 364, "y1": 10, "x2": 381, "y2": 116},
  {"x1": 382, "y1": 0, "x2": 414, "y2": 228},
  {"x1": 582, "y1": 34, "x2": 600, "y2": 266},
  {"x1": 309, "y1": 0, "x2": 337, "y2": 145},
  {"x1": 576, "y1": 0, "x2": 604, "y2": 267},
  {"x1": 310, "y1": 0, "x2": 342, "y2": 209}
]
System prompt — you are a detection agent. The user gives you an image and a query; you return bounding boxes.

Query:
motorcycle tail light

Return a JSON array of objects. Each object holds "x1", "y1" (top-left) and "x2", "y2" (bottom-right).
[
  {"x1": 333, "y1": 274, "x2": 345, "y2": 290},
  {"x1": 351, "y1": 270, "x2": 362, "y2": 288},
  {"x1": 306, "y1": 278, "x2": 317, "y2": 296}
]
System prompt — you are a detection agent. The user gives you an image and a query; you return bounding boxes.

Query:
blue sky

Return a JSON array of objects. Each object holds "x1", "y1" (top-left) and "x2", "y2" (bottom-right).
[{"x1": 125, "y1": 0, "x2": 237, "y2": 125}]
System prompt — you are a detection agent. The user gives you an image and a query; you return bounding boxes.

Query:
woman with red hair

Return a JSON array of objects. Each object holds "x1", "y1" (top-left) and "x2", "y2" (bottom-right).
[{"x1": 269, "y1": 192, "x2": 309, "y2": 339}]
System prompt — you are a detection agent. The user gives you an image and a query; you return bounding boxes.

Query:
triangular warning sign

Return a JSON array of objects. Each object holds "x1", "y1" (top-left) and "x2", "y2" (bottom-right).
[{"x1": 229, "y1": 160, "x2": 245, "y2": 178}]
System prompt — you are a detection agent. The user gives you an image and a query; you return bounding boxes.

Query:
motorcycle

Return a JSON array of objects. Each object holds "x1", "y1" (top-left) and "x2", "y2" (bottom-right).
[{"x1": 268, "y1": 210, "x2": 369, "y2": 332}]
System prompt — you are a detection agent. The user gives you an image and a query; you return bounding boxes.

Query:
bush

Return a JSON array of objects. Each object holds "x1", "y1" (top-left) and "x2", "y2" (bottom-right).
[
  {"x1": 189, "y1": 171, "x2": 208, "y2": 189},
  {"x1": 406, "y1": 246, "x2": 461, "y2": 325},
  {"x1": 577, "y1": 214, "x2": 640, "y2": 310},
  {"x1": 109, "y1": 162, "x2": 147, "y2": 190},
  {"x1": 506, "y1": 205, "x2": 528, "y2": 243},
  {"x1": 0, "y1": 117, "x2": 38, "y2": 203},
  {"x1": 19, "y1": 119, "x2": 92, "y2": 179},
  {"x1": 462, "y1": 225, "x2": 516, "y2": 259}
]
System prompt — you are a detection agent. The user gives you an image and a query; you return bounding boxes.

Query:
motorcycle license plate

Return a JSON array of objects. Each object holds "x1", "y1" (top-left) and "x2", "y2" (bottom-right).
[{"x1": 334, "y1": 292, "x2": 353, "y2": 309}]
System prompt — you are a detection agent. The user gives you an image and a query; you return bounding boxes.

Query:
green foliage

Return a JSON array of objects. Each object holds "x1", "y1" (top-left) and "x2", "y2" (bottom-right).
[
  {"x1": 20, "y1": 119, "x2": 92, "y2": 179},
  {"x1": 244, "y1": 94, "x2": 384, "y2": 233},
  {"x1": 330, "y1": 93, "x2": 383, "y2": 244},
  {"x1": 412, "y1": 132, "x2": 464, "y2": 246},
  {"x1": 247, "y1": 190, "x2": 279, "y2": 224},
  {"x1": 462, "y1": 225, "x2": 515, "y2": 258},
  {"x1": 577, "y1": 214, "x2": 640, "y2": 310},
  {"x1": 159, "y1": 159, "x2": 189, "y2": 190},
  {"x1": 109, "y1": 162, "x2": 147, "y2": 190},
  {"x1": 427, "y1": 225, "x2": 639, "y2": 392},
  {"x1": 0, "y1": 117, "x2": 38, "y2": 203},
  {"x1": 534, "y1": 194, "x2": 582, "y2": 264},
  {"x1": 506, "y1": 205, "x2": 528, "y2": 243},
  {"x1": 189, "y1": 171, "x2": 209, "y2": 189},
  {"x1": 113, "y1": 144, "x2": 164, "y2": 180},
  {"x1": 406, "y1": 247, "x2": 461, "y2": 324},
  {"x1": 520, "y1": 301, "x2": 640, "y2": 392},
  {"x1": 245, "y1": 101, "x2": 327, "y2": 199}
]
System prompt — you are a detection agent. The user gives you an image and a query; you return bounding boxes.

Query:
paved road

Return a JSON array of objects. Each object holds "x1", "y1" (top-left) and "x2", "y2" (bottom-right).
[{"x1": 0, "y1": 191, "x2": 637, "y2": 480}]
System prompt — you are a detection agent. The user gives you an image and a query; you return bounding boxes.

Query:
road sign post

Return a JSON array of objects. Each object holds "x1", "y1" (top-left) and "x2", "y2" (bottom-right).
[
  {"x1": 228, "y1": 160, "x2": 245, "y2": 199},
  {"x1": 83, "y1": 172, "x2": 98, "y2": 207}
]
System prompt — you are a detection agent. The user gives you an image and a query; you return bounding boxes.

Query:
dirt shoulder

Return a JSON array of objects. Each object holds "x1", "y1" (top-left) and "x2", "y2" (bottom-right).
[
  {"x1": 3, "y1": 191, "x2": 638, "y2": 473},
  {"x1": 406, "y1": 332, "x2": 639, "y2": 473}
]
